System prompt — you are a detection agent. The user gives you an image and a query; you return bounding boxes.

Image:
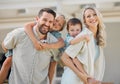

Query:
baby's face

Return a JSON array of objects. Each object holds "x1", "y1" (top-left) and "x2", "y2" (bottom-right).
[
  {"x1": 68, "y1": 24, "x2": 82, "y2": 37},
  {"x1": 51, "y1": 15, "x2": 65, "y2": 31}
]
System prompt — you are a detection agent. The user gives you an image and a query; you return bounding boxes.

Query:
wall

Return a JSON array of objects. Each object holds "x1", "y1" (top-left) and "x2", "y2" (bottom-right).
[{"x1": 103, "y1": 22, "x2": 120, "y2": 84}]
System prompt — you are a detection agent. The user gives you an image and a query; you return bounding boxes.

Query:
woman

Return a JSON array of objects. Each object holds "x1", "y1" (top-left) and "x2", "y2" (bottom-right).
[{"x1": 61, "y1": 6, "x2": 106, "y2": 84}]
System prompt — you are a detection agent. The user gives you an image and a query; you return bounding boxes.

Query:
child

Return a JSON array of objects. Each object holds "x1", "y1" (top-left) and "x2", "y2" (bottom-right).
[
  {"x1": 60, "y1": 18, "x2": 96, "y2": 84},
  {"x1": 0, "y1": 14, "x2": 66, "y2": 84}
]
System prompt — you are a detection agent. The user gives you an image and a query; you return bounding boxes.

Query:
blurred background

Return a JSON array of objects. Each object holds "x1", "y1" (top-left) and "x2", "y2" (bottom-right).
[{"x1": 0, "y1": 0, "x2": 120, "y2": 84}]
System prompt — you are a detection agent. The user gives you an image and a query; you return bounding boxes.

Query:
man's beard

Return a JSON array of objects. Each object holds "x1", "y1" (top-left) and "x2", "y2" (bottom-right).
[{"x1": 38, "y1": 24, "x2": 49, "y2": 35}]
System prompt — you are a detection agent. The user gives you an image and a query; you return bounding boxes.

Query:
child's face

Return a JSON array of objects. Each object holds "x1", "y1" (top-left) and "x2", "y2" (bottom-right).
[
  {"x1": 52, "y1": 15, "x2": 65, "y2": 31},
  {"x1": 68, "y1": 24, "x2": 82, "y2": 37}
]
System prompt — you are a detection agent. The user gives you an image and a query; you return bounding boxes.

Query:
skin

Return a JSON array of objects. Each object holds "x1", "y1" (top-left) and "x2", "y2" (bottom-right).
[
  {"x1": 40, "y1": 15, "x2": 65, "y2": 49},
  {"x1": 84, "y1": 8, "x2": 98, "y2": 38},
  {"x1": 52, "y1": 15, "x2": 65, "y2": 31},
  {"x1": 68, "y1": 24, "x2": 82, "y2": 37}
]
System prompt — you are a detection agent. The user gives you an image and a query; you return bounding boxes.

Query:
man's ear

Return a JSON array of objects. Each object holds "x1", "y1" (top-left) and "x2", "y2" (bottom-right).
[
  {"x1": 34, "y1": 16, "x2": 39, "y2": 22},
  {"x1": 35, "y1": 16, "x2": 39, "y2": 21}
]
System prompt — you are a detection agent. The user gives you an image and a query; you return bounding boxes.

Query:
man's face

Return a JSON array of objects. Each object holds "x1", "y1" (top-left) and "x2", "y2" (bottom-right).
[{"x1": 37, "y1": 12, "x2": 54, "y2": 35}]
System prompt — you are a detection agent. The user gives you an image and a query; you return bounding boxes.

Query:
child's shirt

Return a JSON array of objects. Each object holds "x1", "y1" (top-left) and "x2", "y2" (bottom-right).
[
  {"x1": 5, "y1": 49, "x2": 13, "y2": 57},
  {"x1": 50, "y1": 31, "x2": 61, "y2": 39},
  {"x1": 60, "y1": 34, "x2": 74, "y2": 52}
]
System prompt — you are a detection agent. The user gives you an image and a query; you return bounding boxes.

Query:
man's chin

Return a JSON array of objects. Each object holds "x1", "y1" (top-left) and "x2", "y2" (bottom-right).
[{"x1": 41, "y1": 31, "x2": 49, "y2": 35}]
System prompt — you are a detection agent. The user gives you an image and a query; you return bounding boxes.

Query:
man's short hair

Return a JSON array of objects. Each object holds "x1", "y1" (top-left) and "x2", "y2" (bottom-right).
[{"x1": 38, "y1": 8, "x2": 56, "y2": 18}]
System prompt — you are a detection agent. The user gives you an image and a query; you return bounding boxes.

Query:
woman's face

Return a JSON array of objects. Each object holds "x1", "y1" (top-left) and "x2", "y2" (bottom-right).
[
  {"x1": 52, "y1": 15, "x2": 65, "y2": 31},
  {"x1": 84, "y1": 9, "x2": 99, "y2": 28}
]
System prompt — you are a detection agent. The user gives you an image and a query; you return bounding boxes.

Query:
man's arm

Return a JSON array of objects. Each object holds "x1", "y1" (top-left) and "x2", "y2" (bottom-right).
[{"x1": 48, "y1": 61, "x2": 57, "y2": 84}]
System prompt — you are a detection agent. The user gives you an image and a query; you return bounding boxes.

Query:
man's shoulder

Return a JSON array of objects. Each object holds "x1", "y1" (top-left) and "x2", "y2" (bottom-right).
[
  {"x1": 9, "y1": 27, "x2": 25, "y2": 38},
  {"x1": 12, "y1": 27, "x2": 24, "y2": 34}
]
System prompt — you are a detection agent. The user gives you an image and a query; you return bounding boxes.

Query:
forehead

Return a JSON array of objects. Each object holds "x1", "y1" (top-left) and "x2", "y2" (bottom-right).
[
  {"x1": 84, "y1": 8, "x2": 96, "y2": 15},
  {"x1": 56, "y1": 16, "x2": 65, "y2": 24},
  {"x1": 40, "y1": 12, "x2": 55, "y2": 21},
  {"x1": 69, "y1": 24, "x2": 81, "y2": 29}
]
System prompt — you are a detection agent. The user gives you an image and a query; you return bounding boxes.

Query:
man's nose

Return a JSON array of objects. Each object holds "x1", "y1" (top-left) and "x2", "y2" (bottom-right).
[{"x1": 45, "y1": 22, "x2": 50, "y2": 27}]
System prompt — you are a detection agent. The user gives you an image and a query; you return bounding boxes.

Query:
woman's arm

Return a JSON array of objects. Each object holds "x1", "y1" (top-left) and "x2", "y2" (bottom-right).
[{"x1": 24, "y1": 22, "x2": 43, "y2": 50}]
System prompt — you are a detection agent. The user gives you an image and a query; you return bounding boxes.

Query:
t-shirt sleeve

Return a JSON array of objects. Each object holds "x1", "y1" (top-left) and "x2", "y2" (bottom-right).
[
  {"x1": 3, "y1": 29, "x2": 18, "y2": 49},
  {"x1": 65, "y1": 41, "x2": 85, "y2": 59}
]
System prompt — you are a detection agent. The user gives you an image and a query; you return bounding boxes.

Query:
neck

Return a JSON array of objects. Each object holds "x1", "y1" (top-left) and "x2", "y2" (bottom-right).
[{"x1": 89, "y1": 26, "x2": 97, "y2": 38}]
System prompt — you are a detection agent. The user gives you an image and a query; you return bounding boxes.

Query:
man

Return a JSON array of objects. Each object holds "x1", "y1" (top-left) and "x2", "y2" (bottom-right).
[{"x1": 2, "y1": 8, "x2": 59, "y2": 84}]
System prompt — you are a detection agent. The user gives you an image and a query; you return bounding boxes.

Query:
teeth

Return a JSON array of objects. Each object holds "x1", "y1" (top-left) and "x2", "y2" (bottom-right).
[{"x1": 90, "y1": 20, "x2": 96, "y2": 23}]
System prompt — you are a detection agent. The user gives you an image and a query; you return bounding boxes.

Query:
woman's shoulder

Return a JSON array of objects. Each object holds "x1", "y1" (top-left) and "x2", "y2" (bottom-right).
[{"x1": 82, "y1": 28, "x2": 94, "y2": 37}]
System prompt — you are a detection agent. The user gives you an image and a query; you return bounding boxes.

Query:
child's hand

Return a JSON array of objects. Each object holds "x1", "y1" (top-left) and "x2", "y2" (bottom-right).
[
  {"x1": 84, "y1": 34, "x2": 90, "y2": 43},
  {"x1": 40, "y1": 43, "x2": 50, "y2": 49},
  {"x1": 33, "y1": 41, "x2": 44, "y2": 50}
]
